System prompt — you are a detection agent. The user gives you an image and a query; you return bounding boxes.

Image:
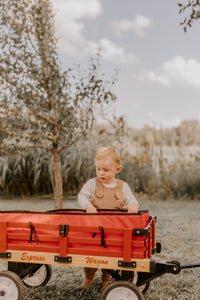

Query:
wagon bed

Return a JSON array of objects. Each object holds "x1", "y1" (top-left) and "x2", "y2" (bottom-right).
[
  {"x1": 0, "y1": 209, "x2": 199, "y2": 300},
  {"x1": 0, "y1": 209, "x2": 155, "y2": 273}
]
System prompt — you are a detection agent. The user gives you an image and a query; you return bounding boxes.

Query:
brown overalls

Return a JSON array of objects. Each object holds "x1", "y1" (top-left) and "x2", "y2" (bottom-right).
[{"x1": 84, "y1": 178, "x2": 124, "y2": 285}]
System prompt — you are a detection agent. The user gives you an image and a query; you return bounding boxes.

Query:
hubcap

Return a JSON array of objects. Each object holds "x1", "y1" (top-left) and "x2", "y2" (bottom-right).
[
  {"x1": 0, "y1": 278, "x2": 18, "y2": 300},
  {"x1": 106, "y1": 286, "x2": 139, "y2": 300}
]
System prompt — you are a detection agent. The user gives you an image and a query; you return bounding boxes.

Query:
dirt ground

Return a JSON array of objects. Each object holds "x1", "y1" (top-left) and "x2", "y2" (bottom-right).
[{"x1": 0, "y1": 196, "x2": 200, "y2": 299}]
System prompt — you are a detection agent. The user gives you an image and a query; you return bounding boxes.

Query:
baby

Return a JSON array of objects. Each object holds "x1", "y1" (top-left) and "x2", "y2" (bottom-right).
[{"x1": 78, "y1": 147, "x2": 139, "y2": 289}]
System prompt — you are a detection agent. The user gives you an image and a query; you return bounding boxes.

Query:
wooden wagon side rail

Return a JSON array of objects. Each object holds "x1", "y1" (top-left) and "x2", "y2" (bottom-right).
[
  {"x1": 0, "y1": 220, "x2": 154, "y2": 258},
  {"x1": 0, "y1": 221, "x2": 150, "y2": 258},
  {"x1": 0, "y1": 218, "x2": 156, "y2": 273}
]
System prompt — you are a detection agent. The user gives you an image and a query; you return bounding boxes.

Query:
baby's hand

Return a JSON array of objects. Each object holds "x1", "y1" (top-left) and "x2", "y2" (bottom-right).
[
  {"x1": 123, "y1": 203, "x2": 139, "y2": 213},
  {"x1": 85, "y1": 203, "x2": 97, "y2": 213}
]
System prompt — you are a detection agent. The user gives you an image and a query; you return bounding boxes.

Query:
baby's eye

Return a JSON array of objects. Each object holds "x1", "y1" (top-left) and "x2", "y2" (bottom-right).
[{"x1": 104, "y1": 169, "x2": 109, "y2": 172}]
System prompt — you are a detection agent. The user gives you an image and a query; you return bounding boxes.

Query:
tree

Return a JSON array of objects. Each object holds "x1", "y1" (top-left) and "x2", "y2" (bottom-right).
[
  {"x1": 0, "y1": 0, "x2": 115, "y2": 208},
  {"x1": 178, "y1": 0, "x2": 200, "y2": 31}
]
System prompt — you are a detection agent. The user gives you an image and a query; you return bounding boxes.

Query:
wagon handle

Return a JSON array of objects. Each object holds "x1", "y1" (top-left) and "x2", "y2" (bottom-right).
[{"x1": 181, "y1": 262, "x2": 200, "y2": 269}]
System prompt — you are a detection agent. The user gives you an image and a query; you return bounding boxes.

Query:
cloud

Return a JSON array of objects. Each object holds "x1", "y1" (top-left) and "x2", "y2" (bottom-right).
[
  {"x1": 147, "y1": 71, "x2": 170, "y2": 87},
  {"x1": 53, "y1": 0, "x2": 102, "y2": 58},
  {"x1": 111, "y1": 14, "x2": 152, "y2": 37},
  {"x1": 146, "y1": 56, "x2": 200, "y2": 89},
  {"x1": 163, "y1": 56, "x2": 200, "y2": 88},
  {"x1": 53, "y1": 0, "x2": 102, "y2": 21},
  {"x1": 52, "y1": 0, "x2": 139, "y2": 65},
  {"x1": 98, "y1": 39, "x2": 139, "y2": 64}
]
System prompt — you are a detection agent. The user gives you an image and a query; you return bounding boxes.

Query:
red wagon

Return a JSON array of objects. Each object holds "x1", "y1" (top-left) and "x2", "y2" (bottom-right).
[{"x1": 0, "y1": 209, "x2": 199, "y2": 300}]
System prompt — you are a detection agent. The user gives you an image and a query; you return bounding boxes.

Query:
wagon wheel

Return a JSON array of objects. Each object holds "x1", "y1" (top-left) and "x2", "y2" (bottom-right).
[
  {"x1": 22, "y1": 264, "x2": 52, "y2": 288},
  {"x1": 0, "y1": 271, "x2": 25, "y2": 300},
  {"x1": 121, "y1": 271, "x2": 150, "y2": 294},
  {"x1": 102, "y1": 280, "x2": 144, "y2": 300}
]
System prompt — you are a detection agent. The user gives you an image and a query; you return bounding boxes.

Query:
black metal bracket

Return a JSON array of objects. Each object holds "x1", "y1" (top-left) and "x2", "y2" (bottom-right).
[
  {"x1": 0, "y1": 252, "x2": 11, "y2": 259},
  {"x1": 133, "y1": 228, "x2": 149, "y2": 237},
  {"x1": 59, "y1": 224, "x2": 68, "y2": 237},
  {"x1": 54, "y1": 256, "x2": 72, "y2": 264},
  {"x1": 136, "y1": 260, "x2": 181, "y2": 287},
  {"x1": 118, "y1": 261, "x2": 136, "y2": 268}
]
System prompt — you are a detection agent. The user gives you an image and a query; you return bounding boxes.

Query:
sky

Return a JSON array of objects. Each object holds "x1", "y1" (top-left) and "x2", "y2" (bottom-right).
[{"x1": 51, "y1": 0, "x2": 200, "y2": 129}]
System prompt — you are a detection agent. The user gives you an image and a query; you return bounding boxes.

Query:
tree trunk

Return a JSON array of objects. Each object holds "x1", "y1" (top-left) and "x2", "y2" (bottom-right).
[{"x1": 52, "y1": 145, "x2": 63, "y2": 209}]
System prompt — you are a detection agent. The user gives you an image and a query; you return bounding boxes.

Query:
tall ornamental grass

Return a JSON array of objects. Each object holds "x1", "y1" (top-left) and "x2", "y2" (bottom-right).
[
  {"x1": 1, "y1": 120, "x2": 200, "y2": 199},
  {"x1": 0, "y1": 144, "x2": 200, "y2": 200}
]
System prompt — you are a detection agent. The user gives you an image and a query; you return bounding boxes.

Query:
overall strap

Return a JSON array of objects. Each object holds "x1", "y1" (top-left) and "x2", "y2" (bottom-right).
[
  {"x1": 115, "y1": 179, "x2": 123, "y2": 199},
  {"x1": 95, "y1": 178, "x2": 104, "y2": 198}
]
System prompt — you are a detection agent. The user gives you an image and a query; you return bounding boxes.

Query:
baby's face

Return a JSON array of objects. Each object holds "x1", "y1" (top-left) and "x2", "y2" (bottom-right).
[{"x1": 95, "y1": 157, "x2": 120, "y2": 185}]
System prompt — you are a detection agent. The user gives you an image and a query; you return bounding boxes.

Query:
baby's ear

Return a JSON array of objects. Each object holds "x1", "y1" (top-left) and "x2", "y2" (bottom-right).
[{"x1": 116, "y1": 165, "x2": 122, "y2": 173}]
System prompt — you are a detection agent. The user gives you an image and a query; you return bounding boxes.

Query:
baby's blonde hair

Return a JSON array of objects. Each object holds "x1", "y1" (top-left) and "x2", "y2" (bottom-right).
[{"x1": 95, "y1": 147, "x2": 121, "y2": 166}]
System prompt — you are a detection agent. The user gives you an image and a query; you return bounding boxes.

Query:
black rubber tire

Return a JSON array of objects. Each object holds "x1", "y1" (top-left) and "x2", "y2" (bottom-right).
[
  {"x1": 22, "y1": 264, "x2": 52, "y2": 288},
  {"x1": 102, "y1": 280, "x2": 144, "y2": 300},
  {"x1": 132, "y1": 271, "x2": 150, "y2": 294},
  {"x1": 121, "y1": 270, "x2": 150, "y2": 294},
  {"x1": 8, "y1": 262, "x2": 52, "y2": 288},
  {"x1": 0, "y1": 270, "x2": 25, "y2": 300}
]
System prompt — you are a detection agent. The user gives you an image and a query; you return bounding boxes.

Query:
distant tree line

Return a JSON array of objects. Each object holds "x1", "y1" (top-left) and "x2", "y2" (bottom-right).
[{"x1": 124, "y1": 120, "x2": 200, "y2": 147}]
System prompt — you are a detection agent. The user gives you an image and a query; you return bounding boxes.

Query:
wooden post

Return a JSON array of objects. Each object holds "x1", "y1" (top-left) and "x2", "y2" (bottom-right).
[
  {"x1": 0, "y1": 222, "x2": 7, "y2": 252},
  {"x1": 123, "y1": 229, "x2": 132, "y2": 261}
]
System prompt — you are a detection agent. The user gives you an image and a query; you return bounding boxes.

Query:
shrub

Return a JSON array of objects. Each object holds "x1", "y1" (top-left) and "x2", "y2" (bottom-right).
[{"x1": 169, "y1": 154, "x2": 200, "y2": 198}]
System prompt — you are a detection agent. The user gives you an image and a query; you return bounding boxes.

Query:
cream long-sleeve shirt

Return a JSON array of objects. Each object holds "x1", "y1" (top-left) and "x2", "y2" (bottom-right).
[{"x1": 78, "y1": 178, "x2": 139, "y2": 210}]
